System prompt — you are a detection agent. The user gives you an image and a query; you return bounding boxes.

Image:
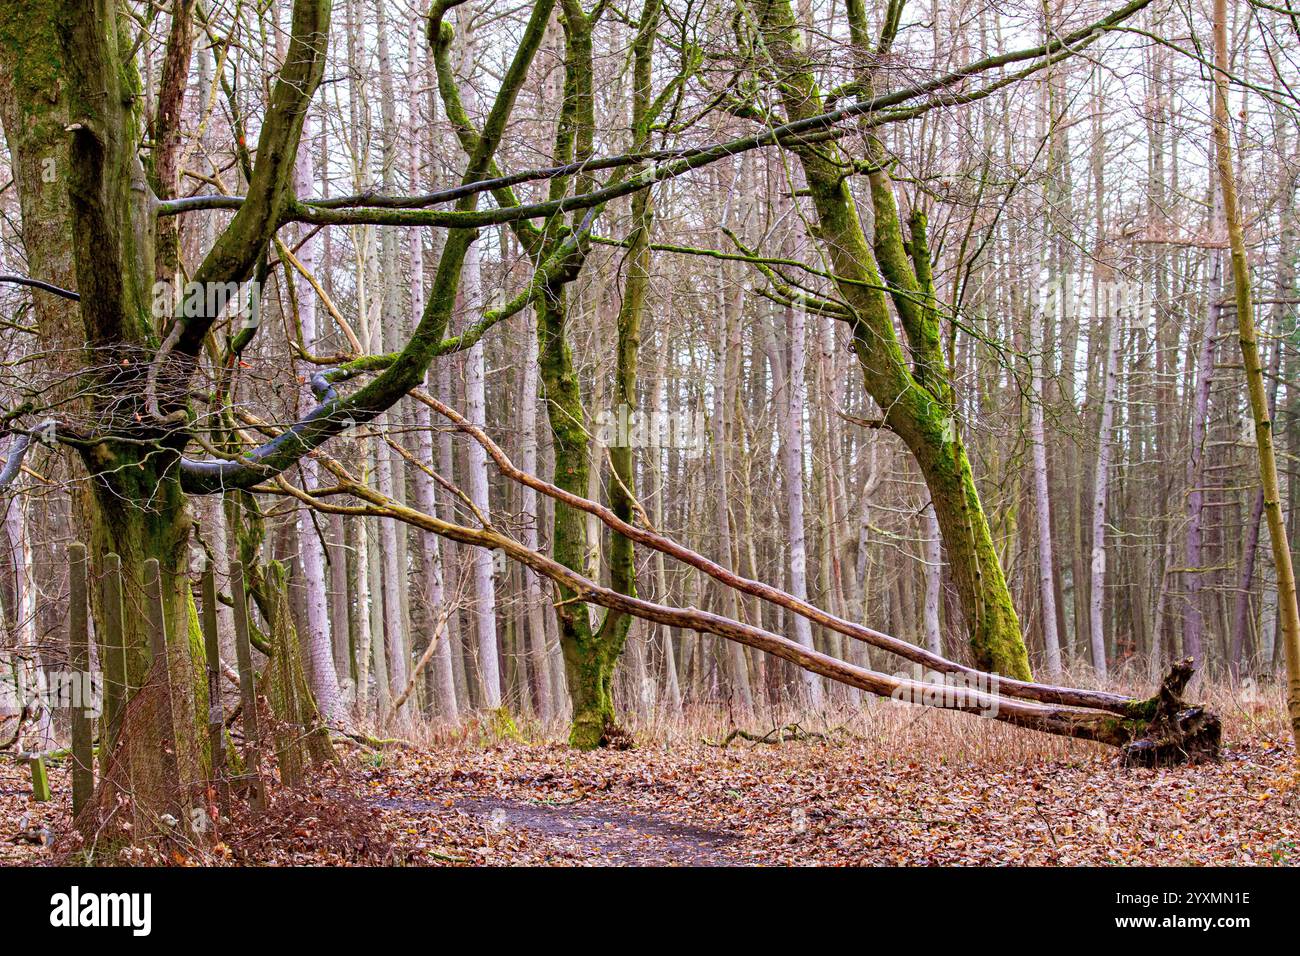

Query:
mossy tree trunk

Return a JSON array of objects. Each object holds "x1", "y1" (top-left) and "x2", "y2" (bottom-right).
[
  {"x1": 0, "y1": 0, "x2": 332, "y2": 763},
  {"x1": 744, "y1": 0, "x2": 1031, "y2": 679},
  {"x1": 1211, "y1": 0, "x2": 1300, "y2": 755},
  {"x1": 538, "y1": 0, "x2": 675, "y2": 746},
  {"x1": 537, "y1": 284, "x2": 626, "y2": 747},
  {"x1": 595, "y1": 0, "x2": 665, "y2": 734},
  {"x1": 433, "y1": 0, "x2": 647, "y2": 747},
  {"x1": 550, "y1": 0, "x2": 634, "y2": 748},
  {"x1": 1, "y1": 0, "x2": 188, "y2": 689}
]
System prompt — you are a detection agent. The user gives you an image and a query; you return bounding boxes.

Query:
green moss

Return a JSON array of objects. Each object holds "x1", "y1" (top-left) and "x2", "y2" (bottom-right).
[
  {"x1": 0, "y1": 1, "x2": 66, "y2": 118},
  {"x1": 1100, "y1": 716, "x2": 1144, "y2": 741},
  {"x1": 224, "y1": 728, "x2": 245, "y2": 776},
  {"x1": 1121, "y1": 695, "x2": 1161, "y2": 722},
  {"x1": 181, "y1": 587, "x2": 211, "y2": 781}
]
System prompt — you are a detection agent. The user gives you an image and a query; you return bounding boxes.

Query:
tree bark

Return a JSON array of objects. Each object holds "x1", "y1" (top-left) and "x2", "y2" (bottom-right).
[
  {"x1": 1089, "y1": 286, "x2": 1123, "y2": 678},
  {"x1": 1211, "y1": 0, "x2": 1300, "y2": 756},
  {"x1": 1182, "y1": 250, "x2": 1222, "y2": 667},
  {"x1": 747, "y1": 0, "x2": 1032, "y2": 679},
  {"x1": 293, "y1": 112, "x2": 343, "y2": 723},
  {"x1": 1032, "y1": 281, "x2": 1063, "y2": 676}
]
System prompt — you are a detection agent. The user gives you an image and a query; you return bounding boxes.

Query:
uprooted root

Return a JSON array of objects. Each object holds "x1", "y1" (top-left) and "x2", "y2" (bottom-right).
[{"x1": 1118, "y1": 660, "x2": 1222, "y2": 768}]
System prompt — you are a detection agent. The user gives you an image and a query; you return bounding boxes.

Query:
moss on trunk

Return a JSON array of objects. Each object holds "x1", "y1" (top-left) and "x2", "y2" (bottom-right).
[
  {"x1": 536, "y1": 287, "x2": 626, "y2": 748},
  {"x1": 746, "y1": 0, "x2": 1032, "y2": 679}
]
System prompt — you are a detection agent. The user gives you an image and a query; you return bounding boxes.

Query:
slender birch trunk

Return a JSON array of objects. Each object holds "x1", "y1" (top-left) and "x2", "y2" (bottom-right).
[
  {"x1": 1183, "y1": 251, "x2": 1222, "y2": 666},
  {"x1": 408, "y1": 32, "x2": 457, "y2": 721},
  {"x1": 453, "y1": 13, "x2": 503, "y2": 711},
  {"x1": 462, "y1": 241, "x2": 503, "y2": 709},
  {"x1": 1089, "y1": 286, "x2": 1122, "y2": 678},
  {"x1": 1, "y1": 484, "x2": 51, "y2": 750},
  {"x1": 1032, "y1": 283, "x2": 1063, "y2": 676},
  {"x1": 292, "y1": 114, "x2": 343, "y2": 723},
  {"x1": 374, "y1": 1, "x2": 411, "y2": 717},
  {"x1": 921, "y1": 502, "x2": 943, "y2": 657},
  {"x1": 519, "y1": 304, "x2": 554, "y2": 722},
  {"x1": 782, "y1": 301, "x2": 823, "y2": 709},
  {"x1": 437, "y1": 357, "x2": 472, "y2": 707},
  {"x1": 649, "y1": 331, "x2": 682, "y2": 714},
  {"x1": 713, "y1": 256, "x2": 754, "y2": 714},
  {"x1": 1212, "y1": 0, "x2": 1300, "y2": 754}
]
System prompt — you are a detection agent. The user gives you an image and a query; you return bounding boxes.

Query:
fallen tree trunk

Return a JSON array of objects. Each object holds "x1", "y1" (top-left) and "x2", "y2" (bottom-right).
[
  {"x1": 414, "y1": 391, "x2": 1171, "y2": 720},
  {"x1": 269, "y1": 454, "x2": 1221, "y2": 767}
]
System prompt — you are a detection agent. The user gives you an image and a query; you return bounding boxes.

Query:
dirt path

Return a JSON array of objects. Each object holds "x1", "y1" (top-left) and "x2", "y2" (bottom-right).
[{"x1": 374, "y1": 794, "x2": 742, "y2": 865}]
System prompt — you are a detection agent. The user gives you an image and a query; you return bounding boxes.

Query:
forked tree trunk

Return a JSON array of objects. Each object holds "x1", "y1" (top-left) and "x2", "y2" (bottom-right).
[
  {"x1": 538, "y1": 281, "x2": 621, "y2": 745},
  {"x1": 751, "y1": 0, "x2": 1032, "y2": 680},
  {"x1": 0, "y1": 2, "x2": 268, "y2": 772}
]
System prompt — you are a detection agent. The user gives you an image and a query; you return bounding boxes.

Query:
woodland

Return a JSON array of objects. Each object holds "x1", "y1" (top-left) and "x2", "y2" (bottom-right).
[{"x1": 0, "y1": 0, "x2": 1298, "y2": 868}]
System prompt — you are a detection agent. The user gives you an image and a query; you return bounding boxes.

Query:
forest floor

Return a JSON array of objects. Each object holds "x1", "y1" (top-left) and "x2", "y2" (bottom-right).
[
  {"x1": 354, "y1": 735, "x2": 1299, "y2": 866},
  {"x1": 4, "y1": 695, "x2": 1299, "y2": 866}
]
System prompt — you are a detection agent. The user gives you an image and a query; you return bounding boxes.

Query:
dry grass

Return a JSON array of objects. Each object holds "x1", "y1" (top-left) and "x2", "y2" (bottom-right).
[{"x1": 338, "y1": 674, "x2": 1294, "y2": 776}]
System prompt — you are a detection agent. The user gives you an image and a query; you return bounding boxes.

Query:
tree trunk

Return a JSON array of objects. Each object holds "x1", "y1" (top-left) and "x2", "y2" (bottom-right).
[
  {"x1": 519, "y1": 304, "x2": 554, "y2": 722},
  {"x1": 453, "y1": 15, "x2": 503, "y2": 711},
  {"x1": 462, "y1": 248, "x2": 503, "y2": 709},
  {"x1": 1089, "y1": 286, "x2": 1123, "y2": 678},
  {"x1": 713, "y1": 257, "x2": 754, "y2": 714},
  {"x1": 1031, "y1": 284, "x2": 1063, "y2": 676},
  {"x1": 751, "y1": 0, "x2": 1031, "y2": 680},
  {"x1": 1183, "y1": 251, "x2": 1222, "y2": 666},
  {"x1": 293, "y1": 113, "x2": 343, "y2": 723},
  {"x1": 538, "y1": 285, "x2": 622, "y2": 746},
  {"x1": 777, "y1": 301, "x2": 824, "y2": 707},
  {"x1": 922, "y1": 503, "x2": 943, "y2": 657},
  {"x1": 1211, "y1": 0, "x2": 1300, "y2": 756}
]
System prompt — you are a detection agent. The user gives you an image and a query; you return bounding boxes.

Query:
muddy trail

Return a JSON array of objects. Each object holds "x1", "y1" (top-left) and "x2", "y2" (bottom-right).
[{"x1": 373, "y1": 793, "x2": 742, "y2": 865}]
